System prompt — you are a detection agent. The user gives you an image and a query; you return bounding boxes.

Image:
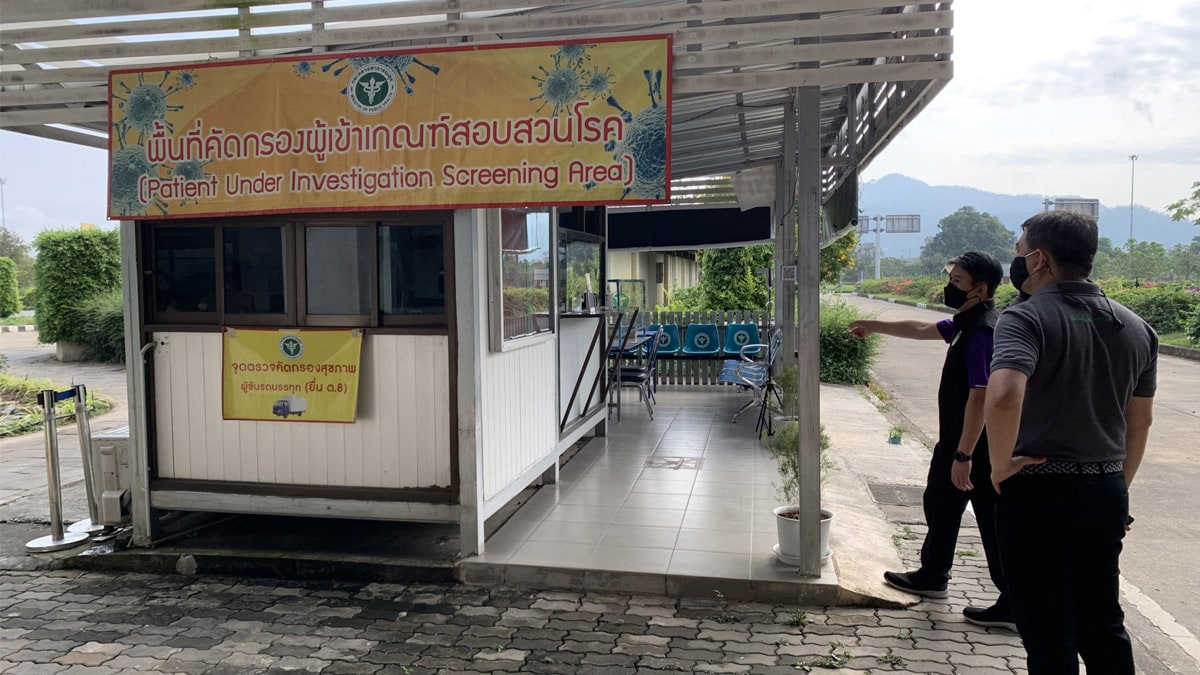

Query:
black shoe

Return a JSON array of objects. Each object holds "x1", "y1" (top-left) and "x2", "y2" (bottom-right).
[
  {"x1": 963, "y1": 604, "x2": 1017, "y2": 631},
  {"x1": 882, "y1": 571, "x2": 949, "y2": 598}
]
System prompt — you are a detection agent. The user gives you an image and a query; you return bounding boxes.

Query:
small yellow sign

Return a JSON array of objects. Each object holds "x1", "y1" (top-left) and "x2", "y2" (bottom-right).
[{"x1": 222, "y1": 328, "x2": 362, "y2": 423}]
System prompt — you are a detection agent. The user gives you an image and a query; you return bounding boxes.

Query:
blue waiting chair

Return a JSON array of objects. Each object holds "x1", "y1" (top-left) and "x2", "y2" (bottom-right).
[
  {"x1": 681, "y1": 323, "x2": 720, "y2": 356},
  {"x1": 649, "y1": 323, "x2": 681, "y2": 356},
  {"x1": 722, "y1": 322, "x2": 762, "y2": 356}
]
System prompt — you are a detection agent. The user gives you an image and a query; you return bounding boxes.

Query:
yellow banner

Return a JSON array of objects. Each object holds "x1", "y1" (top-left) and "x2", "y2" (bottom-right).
[
  {"x1": 109, "y1": 36, "x2": 671, "y2": 218},
  {"x1": 222, "y1": 328, "x2": 362, "y2": 423}
]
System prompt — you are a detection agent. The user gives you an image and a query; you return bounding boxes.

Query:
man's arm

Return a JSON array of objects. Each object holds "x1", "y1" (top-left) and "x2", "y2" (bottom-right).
[
  {"x1": 1123, "y1": 395, "x2": 1154, "y2": 487},
  {"x1": 848, "y1": 319, "x2": 941, "y2": 340},
  {"x1": 985, "y1": 367, "x2": 1044, "y2": 491},
  {"x1": 951, "y1": 388, "x2": 987, "y2": 491}
]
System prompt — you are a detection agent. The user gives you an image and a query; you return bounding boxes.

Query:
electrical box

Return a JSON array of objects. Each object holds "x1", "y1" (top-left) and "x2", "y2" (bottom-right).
[{"x1": 90, "y1": 428, "x2": 132, "y2": 527}]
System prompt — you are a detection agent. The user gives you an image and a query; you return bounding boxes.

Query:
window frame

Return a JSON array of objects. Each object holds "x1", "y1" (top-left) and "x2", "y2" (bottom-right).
[
  {"x1": 141, "y1": 212, "x2": 452, "y2": 332},
  {"x1": 487, "y1": 206, "x2": 557, "y2": 352}
]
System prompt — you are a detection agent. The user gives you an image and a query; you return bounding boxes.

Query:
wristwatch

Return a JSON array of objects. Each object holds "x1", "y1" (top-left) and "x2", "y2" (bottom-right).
[{"x1": 953, "y1": 451, "x2": 972, "y2": 462}]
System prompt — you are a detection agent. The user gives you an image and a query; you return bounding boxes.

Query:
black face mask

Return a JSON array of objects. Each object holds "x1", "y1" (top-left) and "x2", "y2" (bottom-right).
[
  {"x1": 943, "y1": 283, "x2": 970, "y2": 309},
  {"x1": 1010, "y1": 253, "x2": 1033, "y2": 293}
]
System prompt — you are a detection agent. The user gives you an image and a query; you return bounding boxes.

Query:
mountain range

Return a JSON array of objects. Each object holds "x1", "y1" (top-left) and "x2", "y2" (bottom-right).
[{"x1": 857, "y1": 174, "x2": 1194, "y2": 259}]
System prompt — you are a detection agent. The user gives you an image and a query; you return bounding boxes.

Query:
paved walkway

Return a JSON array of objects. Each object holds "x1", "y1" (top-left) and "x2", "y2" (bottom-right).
[{"x1": 0, "y1": 554, "x2": 1026, "y2": 675}]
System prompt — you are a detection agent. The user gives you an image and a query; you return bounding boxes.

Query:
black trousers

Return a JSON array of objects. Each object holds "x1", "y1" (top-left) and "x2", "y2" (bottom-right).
[
  {"x1": 996, "y1": 472, "x2": 1133, "y2": 675},
  {"x1": 918, "y1": 442, "x2": 1009, "y2": 608}
]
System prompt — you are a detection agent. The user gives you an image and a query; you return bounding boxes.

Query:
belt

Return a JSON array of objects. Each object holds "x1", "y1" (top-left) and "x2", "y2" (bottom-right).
[{"x1": 1018, "y1": 459, "x2": 1123, "y2": 476}]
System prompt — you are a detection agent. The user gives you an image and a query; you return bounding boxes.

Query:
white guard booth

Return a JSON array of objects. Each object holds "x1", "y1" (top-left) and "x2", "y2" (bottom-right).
[{"x1": 1, "y1": 2, "x2": 953, "y2": 571}]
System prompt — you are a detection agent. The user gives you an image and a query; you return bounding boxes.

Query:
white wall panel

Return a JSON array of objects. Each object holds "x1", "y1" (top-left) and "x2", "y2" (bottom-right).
[
  {"x1": 152, "y1": 331, "x2": 451, "y2": 489},
  {"x1": 479, "y1": 338, "x2": 557, "y2": 501}
]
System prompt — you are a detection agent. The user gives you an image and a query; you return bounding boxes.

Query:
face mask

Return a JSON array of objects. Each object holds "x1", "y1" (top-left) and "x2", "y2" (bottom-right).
[
  {"x1": 1010, "y1": 250, "x2": 1039, "y2": 293},
  {"x1": 943, "y1": 283, "x2": 970, "y2": 309}
]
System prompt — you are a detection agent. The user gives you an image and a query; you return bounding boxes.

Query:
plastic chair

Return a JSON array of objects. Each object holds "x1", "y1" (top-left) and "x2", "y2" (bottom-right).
[
  {"x1": 681, "y1": 323, "x2": 720, "y2": 356},
  {"x1": 649, "y1": 323, "x2": 681, "y2": 356},
  {"x1": 722, "y1": 322, "x2": 762, "y2": 356},
  {"x1": 620, "y1": 327, "x2": 663, "y2": 418}
]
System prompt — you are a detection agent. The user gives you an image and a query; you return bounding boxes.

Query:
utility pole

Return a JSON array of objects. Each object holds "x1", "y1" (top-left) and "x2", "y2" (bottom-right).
[
  {"x1": 0, "y1": 177, "x2": 7, "y2": 230},
  {"x1": 1128, "y1": 154, "x2": 1138, "y2": 242}
]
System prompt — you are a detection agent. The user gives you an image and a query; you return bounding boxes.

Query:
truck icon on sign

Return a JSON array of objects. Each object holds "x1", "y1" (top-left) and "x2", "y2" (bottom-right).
[{"x1": 272, "y1": 395, "x2": 307, "y2": 418}]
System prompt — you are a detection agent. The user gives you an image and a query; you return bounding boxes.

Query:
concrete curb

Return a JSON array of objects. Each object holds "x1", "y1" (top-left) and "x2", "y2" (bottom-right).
[{"x1": 0, "y1": 324, "x2": 37, "y2": 333}]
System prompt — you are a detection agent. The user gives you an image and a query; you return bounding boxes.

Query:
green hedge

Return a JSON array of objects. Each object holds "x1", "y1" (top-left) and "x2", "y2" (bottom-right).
[
  {"x1": 0, "y1": 257, "x2": 18, "y2": 317},
  {"x1": 820, "y1": 299, "x2": 879, "y2": 384},
  {"x1": 20, "y1": 287, "x2": 37, "y2": 312},
  {"x1": 993, "y1": 284, "x2": 1019, "y2": 310},
  {"x1": 1105, "y1": 287, "x2": 1200, "y2": 334},
  {"x1": 1186, "y1": 307, "x2": 1200, "y2": 345},
  {"x1": 33, "y1": 229, "x2": 121, "y2": 343},
  {"x1": 66, "y1": 289, "x2": 126, "y2": 363}
]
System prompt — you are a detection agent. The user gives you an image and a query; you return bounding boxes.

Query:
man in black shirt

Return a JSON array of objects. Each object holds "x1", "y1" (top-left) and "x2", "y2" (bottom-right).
[{"x1": 987, "y1": 211, "x2": 1157, "y2": 674}]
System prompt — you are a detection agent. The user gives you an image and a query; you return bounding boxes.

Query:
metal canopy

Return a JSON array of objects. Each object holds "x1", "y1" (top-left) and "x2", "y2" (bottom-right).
[{"x1": 0, "y1": 0, "x2": 952, "y2": 201}]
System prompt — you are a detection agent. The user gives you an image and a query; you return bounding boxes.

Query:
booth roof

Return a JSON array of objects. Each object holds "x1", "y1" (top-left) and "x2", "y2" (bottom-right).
[{"x1": 1, "y1": 0, "x2": 952, "y2": 200}]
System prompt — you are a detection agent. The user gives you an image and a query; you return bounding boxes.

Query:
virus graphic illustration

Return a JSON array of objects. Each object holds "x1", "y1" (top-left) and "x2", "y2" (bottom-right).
[
  {"x1": 554, "y1": 43, "x2": 592, "y2": 69},
  {"x1": 605, "y1": 69, "x2": 667, "y2": 200},
  {"x1": 322, "y1": 54, "x2": 440, "y2": 95},
  {"x1": 293, "y1": 61, "x2": 314, "y2": 78},
  {"x1": 110, "y1": 145, "x2": 163, "y2": 216},
  {"x1": 113, "y1": 71, "x2": 185, "y2": 144},
  {"x1": 166, "y1": 158, "x2": 212, "y2": 206},
  {"x1": 531, "y1": 54, "x2": 583, "y2": 116},
  {"x1": 581, "y1": 65, "x2": 615, "y2": 101},
  {"x1": 177, "y1": 70, "x2": 198, "y2": 89}
]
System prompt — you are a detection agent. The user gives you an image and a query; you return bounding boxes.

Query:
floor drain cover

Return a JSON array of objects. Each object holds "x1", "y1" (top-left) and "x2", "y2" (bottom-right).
[
  {"x1": 644, "y1": 457, "x2": 703, "y2": 470},
  {"x1": 867, "y1": 482, "x2": 925, "y2": 506}
]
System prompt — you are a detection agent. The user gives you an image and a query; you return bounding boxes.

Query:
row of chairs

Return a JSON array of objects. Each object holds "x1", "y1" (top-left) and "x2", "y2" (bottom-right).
[{"x1": 638, "y1": 322, "x2": 763, "y2": 358}]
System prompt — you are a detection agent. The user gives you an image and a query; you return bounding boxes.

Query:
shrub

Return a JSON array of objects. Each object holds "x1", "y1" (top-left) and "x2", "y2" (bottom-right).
[
  {"x1": 819, "y1": 299, "x2": 879, "y2": 384},
  {"x1": 658, "y1": 284, "x2": 704, "y2": 311},
  {"x1": 1106, "y1": 288, "x2": 1200, "y2": 333},
  {"x1": 856, "y1": 278, "x2": 891, "y2": 295},
  {"x1": 0, "y1": 257, "x2": 18, "y2": 317},
  {"x1": 20, "y1": 287, "x2": 37, "y2": 312},
  {"x1": 33, "y1": 229, "x2": 121, "y2": 343},
  {"x1": 67, "y1": 289, "x2": 126, "y2": 363},
  {"x1": 1185, "y1": 307, "x2": 1200, "y2": 346},
  {"x1": 993, "y1": 284, "x2": 1019, "y2": 310}
]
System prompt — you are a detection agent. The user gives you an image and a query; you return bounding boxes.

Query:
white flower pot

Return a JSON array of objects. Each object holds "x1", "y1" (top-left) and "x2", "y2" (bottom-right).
[{"x1": 773, "y1": 505, "x2": 833, "y2": 567}]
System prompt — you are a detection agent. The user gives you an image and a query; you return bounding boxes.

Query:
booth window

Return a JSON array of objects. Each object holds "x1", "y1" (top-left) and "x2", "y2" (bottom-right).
[
  {"x1": 145, "y1": 215, "x2": 450, "y2": 330},
  {"x1": 224, "y1": 226, "x2": 286, "y2": 317},
  {"x1": 301, "y1": 225, "x2": 373, "y2": 325},
  {"x1": 489, "y1": 207, "x2": 553, "y2": 350},
  {"x1": 151, "y1": 226, "x2": 216, "y2": 322},
  {"x1": 379, "y1": 223, "x2": 447, "y2": 326}
]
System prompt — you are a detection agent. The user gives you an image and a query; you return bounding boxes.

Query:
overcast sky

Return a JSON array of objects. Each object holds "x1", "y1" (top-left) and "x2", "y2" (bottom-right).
[{"x1": 1, "y1": 0, "x2": 1197, "y2": 247}]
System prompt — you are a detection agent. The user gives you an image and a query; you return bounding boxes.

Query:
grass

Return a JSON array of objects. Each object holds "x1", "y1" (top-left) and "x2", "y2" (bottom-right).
[
  {"x1": 1157, "y1": 331, "x2": 1198, "y2": 349},
  {"x1": 0, "y1": 315, "x2": 35, "y2": 326},
  {"x1": 0, "y1": 373, "x2": 114, "y2": 437}
]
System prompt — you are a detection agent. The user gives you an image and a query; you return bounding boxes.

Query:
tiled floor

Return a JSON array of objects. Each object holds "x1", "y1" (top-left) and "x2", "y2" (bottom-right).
[{"x1": 466, "y1": 386, "x2": 836, "y2": 602}]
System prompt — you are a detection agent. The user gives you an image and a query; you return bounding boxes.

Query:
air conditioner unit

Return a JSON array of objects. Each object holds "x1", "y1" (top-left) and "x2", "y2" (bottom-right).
[{"x1": 90, "y1": 428, "x2": 132, "y2": 527}]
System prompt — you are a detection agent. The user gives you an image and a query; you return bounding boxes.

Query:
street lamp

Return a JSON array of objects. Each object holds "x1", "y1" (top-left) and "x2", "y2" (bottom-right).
[{"x1": 1128, "y1": 154, "x2": 1138, "y2": 242}]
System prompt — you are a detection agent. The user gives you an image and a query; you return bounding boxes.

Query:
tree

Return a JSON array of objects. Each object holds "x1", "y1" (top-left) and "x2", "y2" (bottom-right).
[
  {"x1": 820, "y1": 231, "x2": 857, "y2": 283},
  {"x1": 0, "y1": 257, "x2": 19, "y2": 317},
  {"x1": 1166, "y1": 181, "x2": 1200, "y2": 226},
  {"x1": 1108, "y1": 240, "x2": 1168, "y2": 281},
  {"x1": 0, "y1": 227, "x2": 35, "y2": 289},
  {"x1": 919, "y1": 206, "x2": 1016, "y2": 267},
  {"x1": 699, "y1": 245, "x2": 771, "y2": 309},
  {"x1": 1166, "y1": 239, "x2": 1200, "y2": 281}
]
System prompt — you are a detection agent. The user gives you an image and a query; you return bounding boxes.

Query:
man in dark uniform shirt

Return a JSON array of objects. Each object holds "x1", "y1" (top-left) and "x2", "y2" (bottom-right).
[
  {"x1": 987, "y1": 210, "x2": 1156, "y2": 674},
  {"x1": 849, "y1": 251, "x2": 1013, "y2": 630}
]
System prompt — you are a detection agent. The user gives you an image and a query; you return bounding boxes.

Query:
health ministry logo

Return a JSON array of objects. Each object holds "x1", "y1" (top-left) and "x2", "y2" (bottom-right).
[
  {"x1": 348, "y1": 63, "x2": 397, "y2": 115},
  {"x1": 279, "y1": 335, "x2": 304, "y2": 360}
]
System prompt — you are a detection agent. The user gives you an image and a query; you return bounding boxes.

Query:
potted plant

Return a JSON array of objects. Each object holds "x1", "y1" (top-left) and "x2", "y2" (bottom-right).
[
  {"x1": 763, "y1": 420, "x2": 834, "y2": 567},
  {"x1": 888, "y1": 426, "x2": 904, "y2": 444}
]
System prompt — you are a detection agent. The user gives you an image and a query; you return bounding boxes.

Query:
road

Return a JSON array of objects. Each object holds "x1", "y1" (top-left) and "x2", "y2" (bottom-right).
[{"x1": 839, "y1": 294, "x2": 1200, "y2": 671}]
